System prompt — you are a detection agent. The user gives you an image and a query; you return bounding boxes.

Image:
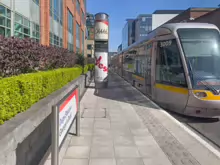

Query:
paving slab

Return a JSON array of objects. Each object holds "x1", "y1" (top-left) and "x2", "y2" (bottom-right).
[
  {"x1": 62, "y1": 159, "x2": 89, "y2": 165},
  {"x1": 59, "y1": 72, "x2": 220, "y2": 165},
  {"x1": 89, "y1": 158, "x2": 116, "y2": 165},
  {"x1": 64, "y1": 146, "x2": 90, "y2": 159},
  {"x1": 90, "y1": 146, "x2": 115, "y2": 158},
  {"x1": 116, "y1": 159, "x2": 144, "y2": 165}
]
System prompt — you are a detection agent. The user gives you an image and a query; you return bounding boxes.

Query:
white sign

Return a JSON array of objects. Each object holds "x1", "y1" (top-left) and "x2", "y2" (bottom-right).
[
  {"x1": 95, "y1": 20, "x2": 109, "y2": 40},
  {"x1": 59, "y1": 90, "x2": 78, "y2": 146},
  {"x1": 95, "y1": 52, "x2": 108, "y2": 82}
]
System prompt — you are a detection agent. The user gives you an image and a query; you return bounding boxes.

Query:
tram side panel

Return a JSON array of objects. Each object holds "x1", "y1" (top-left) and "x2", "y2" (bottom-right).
[
  {"x1": 122, "y1": 53, "x2": 135, "y2": 85},
  {"x1": 152, "y1": 39, "x2": 189, "y2": 113},
  {"x1": 132, "y1": 55, "x2": 146, "y2": 93}
]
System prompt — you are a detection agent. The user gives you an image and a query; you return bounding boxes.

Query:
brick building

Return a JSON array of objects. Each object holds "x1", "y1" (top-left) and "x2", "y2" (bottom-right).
[
  {"x1": 189, "y1": 8, "x2": 220, "y2": 29},
  {"x1": 165, "y1": 7, "x2": 217, "y2": 23}
]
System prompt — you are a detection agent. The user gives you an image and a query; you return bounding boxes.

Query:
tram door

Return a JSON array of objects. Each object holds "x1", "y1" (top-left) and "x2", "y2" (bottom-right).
[
  {"x1": 152, "y1": 39, "x2": 188, "y2": 112},
  {"x1": 145, "y1": 42, "x2": 153, "y2": 97}
]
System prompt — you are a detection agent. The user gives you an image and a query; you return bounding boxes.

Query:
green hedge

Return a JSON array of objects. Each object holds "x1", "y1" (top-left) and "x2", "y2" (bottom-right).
[{"x1": 0, "y1": 64, "x2": 94, "y2": 124}]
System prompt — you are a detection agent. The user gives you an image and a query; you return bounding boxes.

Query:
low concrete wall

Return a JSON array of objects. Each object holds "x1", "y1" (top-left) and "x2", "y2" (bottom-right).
[{"x1": 0, "y1": 71, "x2": 93, "y2": 165}]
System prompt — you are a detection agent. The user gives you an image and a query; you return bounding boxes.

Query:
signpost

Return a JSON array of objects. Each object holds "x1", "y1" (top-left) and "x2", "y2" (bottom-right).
[{"x1": 51, "y1": 85, "x2": 80, "y2": 165}]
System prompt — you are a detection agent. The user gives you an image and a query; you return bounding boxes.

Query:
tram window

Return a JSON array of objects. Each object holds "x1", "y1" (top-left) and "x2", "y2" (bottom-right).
[{"x1": 156, "y1": 39, "x2": 187, "y2": 87}]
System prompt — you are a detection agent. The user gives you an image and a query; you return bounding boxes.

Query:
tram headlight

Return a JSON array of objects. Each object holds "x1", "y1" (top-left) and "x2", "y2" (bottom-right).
[{"x1": 194, "y1": 92, "x2": 207, "y2": 98}]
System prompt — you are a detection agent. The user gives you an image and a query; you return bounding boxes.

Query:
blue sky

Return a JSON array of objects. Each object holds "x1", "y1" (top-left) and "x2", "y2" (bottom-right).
[{"x1": 87, "y1": 0, "x2": 219, "y2": 52}]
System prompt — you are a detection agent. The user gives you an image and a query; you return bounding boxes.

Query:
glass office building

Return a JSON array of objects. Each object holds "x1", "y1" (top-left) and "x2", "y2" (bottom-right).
[
  {"x1": 0, "y1": 0, "x2": 40, "y2": 42},
  {"x1": 135, "y1": 14, "x2": 152, "y2": 42},
  {"x1": 122, "y1": 19, "x2": 135, "y2": 50},
  {"x1": 0, "y1": 0, "x2": 86, "y2": 53}
]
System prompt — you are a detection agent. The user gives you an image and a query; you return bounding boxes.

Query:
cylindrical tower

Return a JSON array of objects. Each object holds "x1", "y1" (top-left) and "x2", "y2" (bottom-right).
[{"x1": 94, "y1": 13, "x2": 109, "y2": 88}]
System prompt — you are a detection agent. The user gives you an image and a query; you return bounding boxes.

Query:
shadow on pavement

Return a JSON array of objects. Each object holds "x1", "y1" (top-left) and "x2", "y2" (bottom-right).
[
  {"x1": 168, "y1": 110, "x2": 220, "y2": 123},
  {"x1": 93, "y1": 72, "x2": 160, "y2": 110}
]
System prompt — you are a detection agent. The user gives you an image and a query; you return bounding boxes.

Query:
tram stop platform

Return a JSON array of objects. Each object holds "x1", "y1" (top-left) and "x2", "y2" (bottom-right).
[{"x1": 44, "y1": 71, "x2": 220, "y2": 165}]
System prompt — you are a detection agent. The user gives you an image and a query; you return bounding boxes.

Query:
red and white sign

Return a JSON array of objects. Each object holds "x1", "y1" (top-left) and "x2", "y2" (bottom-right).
[
  {"x1": 95, "y1": 52, "x2": 108, "y2": 82},
  {"x1": 59, "y1": 89, "x2": 79, "y2": 146},
  {"x1": 95, "y1": 20, "x2": 109, "y2": 40}
]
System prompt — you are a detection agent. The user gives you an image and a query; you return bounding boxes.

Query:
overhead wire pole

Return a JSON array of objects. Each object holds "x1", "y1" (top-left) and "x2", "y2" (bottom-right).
[{"x1": 11, "y1": 0, "x2": 15, "y2": 36}]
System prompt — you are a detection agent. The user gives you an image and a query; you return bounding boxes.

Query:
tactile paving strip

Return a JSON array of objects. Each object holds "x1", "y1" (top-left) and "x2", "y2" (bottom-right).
[{"x1": 123, "y1": 84, "x2": 201, "y2": 165}]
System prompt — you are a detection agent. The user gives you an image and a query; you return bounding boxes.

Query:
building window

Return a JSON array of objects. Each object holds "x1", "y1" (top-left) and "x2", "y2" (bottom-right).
[
  {"x1": 68, "y1": 10, "x2": 74, "y2": 51},
  {"x1": 155, "y1": 39, "x2": 186, "y2": 87},
  {"x1": 50, "y1": 0, "x2": 52, "y2": 16},
  {"x1": 50, "y1": 0, "x2": 62, "y2": 25},
  {"x1": 54, "y1": 0, "x2": 59, "y2": 22},
  {"x1": 50, "y1": 32, "x2": 61, "y2": 47},
  {"x1": 87, "y1": 45, "x2": 92, "y2": 49},
  {"x1": 68, "y1": 10, "x2": 73, "y2": 34},
  {"x1": 50, "y1": 32, "x2": 52, "y2": 45},
  {"x1": 68, "y1": 43, "x2": 73, "y2": 52},
  {"x1": 32, "y1": 0, "x2": 39, "y2": 5},
  {"x1": 76, "y1": 0, "x2": 80, "y2": 14},
  {"x1": 76, "y1": 23, "x2": 80, "y2": 52},
  {"x1": 14, "y1": 13, "x2": 30, "y2": 38},
  {"x1": 32, "y1": 22, "x2": 40, "y2": 42},
  {"x1": 60, "y1": 0, "x2": 63, "y2": 25},
  {"x1": 54, "y1": 34, "x2": 59, "y2": 46},
  {"x1": 60, "y1": 38, "x2": 63, "y2": 47},
  {"x1": 0, "y1": 5, "x2": 11, "y2": 37},
  {"x1": 87, "y1": 54, "x2": 91, "y2": 57}
]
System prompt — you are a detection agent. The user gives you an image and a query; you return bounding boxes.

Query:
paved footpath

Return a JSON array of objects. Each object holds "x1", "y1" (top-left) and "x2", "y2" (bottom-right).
[{"x1": 45, "y1": 72, "x2": 220, "y2": 165}]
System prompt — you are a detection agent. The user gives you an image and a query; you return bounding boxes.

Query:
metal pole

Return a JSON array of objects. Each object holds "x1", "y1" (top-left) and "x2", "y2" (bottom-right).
[
  {"x1": 58, "y1": 0, "x2": 60, "y2": 47},
  {"x1": 51, "y1": 105, "x2": 59, "y2": 165},
  {"x1": 76, "y1": 87, "x2": 80, "y2": 136},
  {"x1": 11, "y1": 0, "x2": 15, "y2": 36}
]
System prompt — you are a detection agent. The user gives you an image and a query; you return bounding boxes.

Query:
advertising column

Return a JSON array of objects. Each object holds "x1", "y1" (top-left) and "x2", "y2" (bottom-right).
[{"x1": 94, "y1": 13, "x2": 109, "y2": 88}]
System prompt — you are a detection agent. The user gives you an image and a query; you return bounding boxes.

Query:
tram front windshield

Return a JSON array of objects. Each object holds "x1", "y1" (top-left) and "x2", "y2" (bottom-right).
[{"x1": 177, "y1": 28, "x2": 220, "y2": 91}]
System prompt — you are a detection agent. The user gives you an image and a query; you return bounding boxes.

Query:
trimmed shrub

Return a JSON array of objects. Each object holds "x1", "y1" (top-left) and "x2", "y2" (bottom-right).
[
  {"x1": 0, "y1": 67, "x2": 83, "y2": 124},
  {"x1": 0, "y1": 36, "x2": 76, "y2": 77}
]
